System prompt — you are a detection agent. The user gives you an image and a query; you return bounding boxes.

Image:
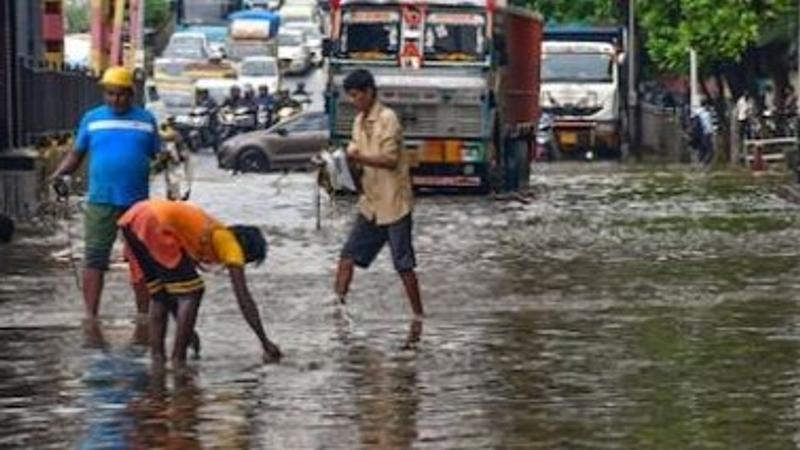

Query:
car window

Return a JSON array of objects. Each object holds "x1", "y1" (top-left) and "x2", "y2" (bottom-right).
[{"x1": 281, "y1": 114, "x2": 326, "y2": 133}]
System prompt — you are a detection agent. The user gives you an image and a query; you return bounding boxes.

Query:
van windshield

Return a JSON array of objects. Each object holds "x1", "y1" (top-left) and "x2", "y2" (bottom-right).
[{"x1": 542, "y1": 53, "x2": 613, "y2": 83}]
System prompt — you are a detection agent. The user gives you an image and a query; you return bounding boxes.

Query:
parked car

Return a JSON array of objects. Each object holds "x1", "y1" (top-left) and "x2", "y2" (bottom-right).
[
  {"x1": 284, "y1": 22, "x2": 323, "y2": 65},
  {"x1": 237, "y1": 56, "x2": 281, "y2": 94},
  {"x1": 217, "y1": 111, "x2": 329, "y2": 172},
  {"x1": 277, "y1": 29, "x2": 312, "y2": 75}
]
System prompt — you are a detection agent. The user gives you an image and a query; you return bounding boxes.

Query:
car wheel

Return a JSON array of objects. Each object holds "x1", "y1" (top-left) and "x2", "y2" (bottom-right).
[{"x1": 237, "y1": 147, "x2": 270, "y2": 173}]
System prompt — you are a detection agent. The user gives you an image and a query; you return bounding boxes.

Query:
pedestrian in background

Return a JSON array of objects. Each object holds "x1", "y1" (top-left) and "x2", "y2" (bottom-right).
[
  {"x1": 50, "y1": 66, "x2": 161, "y2": 320},
  {"x1": 736, "y1": 92, "x2": 753, "y2": 148},
  {"x1": 689, "y1": 99, "x2": 715, "y2": 166},
  {"x1": 333, "y1": 69, "x2": 424, "y2": 320}
]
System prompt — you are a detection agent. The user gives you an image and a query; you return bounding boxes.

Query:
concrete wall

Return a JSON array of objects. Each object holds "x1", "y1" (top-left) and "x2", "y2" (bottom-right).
[{"x1": 640, "y1": 103, "x2": 690, "y2": 163}]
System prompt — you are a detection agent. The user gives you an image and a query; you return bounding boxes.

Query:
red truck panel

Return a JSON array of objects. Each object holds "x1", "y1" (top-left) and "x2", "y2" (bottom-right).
[{"x1": 501, "y1": 7, "x2": 543, "y2": 126}]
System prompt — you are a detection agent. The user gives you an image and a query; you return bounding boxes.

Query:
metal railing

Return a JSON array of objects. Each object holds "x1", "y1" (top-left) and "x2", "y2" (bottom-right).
[{"x1": 13, "y1": 58, "x2": 103, "y2": 148}]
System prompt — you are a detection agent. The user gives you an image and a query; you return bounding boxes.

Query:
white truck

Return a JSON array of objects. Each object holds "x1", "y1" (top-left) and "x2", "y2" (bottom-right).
[
  {"x1": 540, "y1": 27, "x2": 626, "y2": 158},
  {"x1": 225, "y1": 9, "x2": 281, "y2": 61}
]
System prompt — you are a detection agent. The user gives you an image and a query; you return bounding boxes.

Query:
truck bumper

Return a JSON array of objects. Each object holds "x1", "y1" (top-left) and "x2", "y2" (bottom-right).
[
  {"x1": 410, "y1": 163, "x2": 488, "y2": 190},
  {"x1": 554, "y1": 120, "x2": 620, "y2": 152}
]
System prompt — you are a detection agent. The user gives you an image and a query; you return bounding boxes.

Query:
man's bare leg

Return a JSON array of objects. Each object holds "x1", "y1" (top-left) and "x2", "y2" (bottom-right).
[
  {"x1": 334, "y1": 258, "x2": 355, "y2": 304},
  {"x1": 150, "y1": 297, "x2": 170, "y2": 365},
  {"x1": 399, "y1": 270, "x2": 423, "y2": 318},
  {"x1": 168, "y1": 297, "x2": 202, "y2": 358},
  {"x1": 83, "y1": 268, "x2": 104, "y2": 318},
  {"x1": 172, "y1": 292, "x2": 202, "y2": 365},
  {"x1": 132, "y1": 280, "x2": 150, "y2": 315}
]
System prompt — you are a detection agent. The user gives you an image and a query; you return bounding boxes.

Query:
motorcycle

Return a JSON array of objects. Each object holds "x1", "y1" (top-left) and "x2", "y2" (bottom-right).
[
  {"x1": 174, "y1": 106, "x2": 216, "y2": 153},
  {"x1": 218, "y1": 106, "x2": 257, "y2": 142},
  {"x1": 535, "y1": 112, "x2": 560, "y2": 161},
  {"x1": 256, "y1": 104, "x2": 272, "y2": 129},
  {"x1": 273, "y1": 98, "x2": 303, "y2": 124}
]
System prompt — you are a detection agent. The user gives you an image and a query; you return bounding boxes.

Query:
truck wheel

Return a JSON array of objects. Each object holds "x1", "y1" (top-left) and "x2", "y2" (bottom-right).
[{"x1": 237, "y1": 147, "x2": 270, "y2": 173}]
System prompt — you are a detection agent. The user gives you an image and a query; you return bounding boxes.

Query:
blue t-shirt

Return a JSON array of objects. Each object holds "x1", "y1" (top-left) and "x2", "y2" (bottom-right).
[{"x1": 75, "y1": 105, "x2": 161, "y2": 207}]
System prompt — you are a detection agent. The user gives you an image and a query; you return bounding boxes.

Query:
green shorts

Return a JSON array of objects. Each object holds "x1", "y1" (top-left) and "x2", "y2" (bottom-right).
[{"x1": 84, "y1": 203, "x2": 127, "y2": 270}]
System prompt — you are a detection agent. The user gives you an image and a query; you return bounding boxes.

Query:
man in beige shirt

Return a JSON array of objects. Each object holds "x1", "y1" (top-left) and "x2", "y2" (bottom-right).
[{"x1": 334, "y1": 69, "x2": 423, "y2": 319}]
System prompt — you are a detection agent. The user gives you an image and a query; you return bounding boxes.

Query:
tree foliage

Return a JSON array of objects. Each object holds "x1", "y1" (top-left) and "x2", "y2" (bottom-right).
[
  {"x1": 145, "y1": 0, "x2": 171, "y2": 29},
  {"x1": 65, "y1": 0, "x2": 171, "y2": 32},
  {"x1": 66, "y1": 2, "x2": 89, "y2": 33},
  {"x1": 637, "y1": 0, "x2": 794, "y2": 74},
  {"x1": 523, "y1": 0, "x2": 621, "y2": 25}
]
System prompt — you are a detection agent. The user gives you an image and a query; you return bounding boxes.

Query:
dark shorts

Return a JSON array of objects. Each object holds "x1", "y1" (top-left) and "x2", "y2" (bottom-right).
[
  {"x1": 341, "y1": 213, "x2": 416, "y2": 272},
  {"x1": 84, "y1": 203, "x2": 127, "y2": 270},
  {"x1": 121, "y1": 226, "x2": 204, "y2": 302}
]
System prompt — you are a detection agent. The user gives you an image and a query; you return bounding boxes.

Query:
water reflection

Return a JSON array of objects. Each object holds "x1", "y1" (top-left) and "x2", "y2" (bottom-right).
[
  {"x1": 346, "y1": 331, "x2": 421, "y2": 449},
  {"x1": 128, "y1": 368, "x2": 203, "y2": 450}
]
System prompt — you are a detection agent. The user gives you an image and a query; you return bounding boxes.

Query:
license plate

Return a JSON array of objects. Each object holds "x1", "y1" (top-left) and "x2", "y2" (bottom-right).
[{"x1": 559, "y1": 132, "x2": 577, "y2": 146}]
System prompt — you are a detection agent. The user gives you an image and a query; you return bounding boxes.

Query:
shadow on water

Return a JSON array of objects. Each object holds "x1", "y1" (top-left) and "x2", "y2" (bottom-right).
[{"x1": 5, "y1": 159, "x2": 800, "y2": 448}]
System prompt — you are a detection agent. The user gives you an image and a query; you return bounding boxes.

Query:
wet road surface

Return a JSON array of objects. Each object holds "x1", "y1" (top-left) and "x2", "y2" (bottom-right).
[{"x1": 3, "y1": 159, "x2": 800, "y2": 448}]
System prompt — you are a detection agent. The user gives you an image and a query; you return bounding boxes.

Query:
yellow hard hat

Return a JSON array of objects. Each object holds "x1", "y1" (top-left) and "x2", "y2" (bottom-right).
[{"x1": 100, "y1": 66, "x2": 134, "y2": 89}]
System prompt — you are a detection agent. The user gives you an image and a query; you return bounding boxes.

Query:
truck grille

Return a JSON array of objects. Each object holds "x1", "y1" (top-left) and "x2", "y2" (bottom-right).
[
  {"x1": 544, "y1": 105, "x2": 603, "y2": 117},
  {"x1": 334, "y1": 101, "x2": 484, "y2": 138}
]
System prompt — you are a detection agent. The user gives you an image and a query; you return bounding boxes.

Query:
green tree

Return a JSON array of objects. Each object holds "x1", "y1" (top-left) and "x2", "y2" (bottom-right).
[
  {"x1": 145, "y1": 0, "x2": 171, "y2": 29},
  {"x1": 66, "y1": 2, "x2": 89, "y2": 33},
  {"x1": 638, "y1": 0, "x2": 796, "y2": 98},
  {"x1": 524, "y1": 0, "x2": 620, "y2": 25}
]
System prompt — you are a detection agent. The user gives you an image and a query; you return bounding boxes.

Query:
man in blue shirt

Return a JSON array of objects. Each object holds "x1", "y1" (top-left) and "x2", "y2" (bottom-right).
[{"x1": 51, "y1": 66, "x2": 161, "y2": 320}]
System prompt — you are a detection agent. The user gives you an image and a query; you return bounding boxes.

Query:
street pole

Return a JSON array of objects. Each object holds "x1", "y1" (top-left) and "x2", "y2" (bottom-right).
[
  {"x1": 796, "y1": 0, "x2": 799, "y2": 179},
  {"x1": 690, "y1": 48, "x2": 699, "y2": 109},
  {"x1": 627, "y1": 0, "x2": 637, "y2": 157}
]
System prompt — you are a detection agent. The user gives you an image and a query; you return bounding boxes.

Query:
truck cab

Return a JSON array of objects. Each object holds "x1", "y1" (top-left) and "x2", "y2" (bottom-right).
[{"x1": 540, "y1": 27, "x2": 625, "y2": 158}]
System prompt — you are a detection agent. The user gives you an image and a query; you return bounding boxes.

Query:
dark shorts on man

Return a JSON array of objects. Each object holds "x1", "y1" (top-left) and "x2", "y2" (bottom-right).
[
  {"x1": 341, "y1": 213, "x2": 416, "y2": 272},
  {"x1": 120, "y1": 226, "x2": 204, "y2": 302}
]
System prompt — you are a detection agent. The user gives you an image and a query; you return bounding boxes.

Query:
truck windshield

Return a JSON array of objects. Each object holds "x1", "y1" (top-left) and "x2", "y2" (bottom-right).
[
  {"x1": 278, "y1": 33, "x2": 303, "y2": 46},
  {"x1": 181, "y1": 0, "x2": 241, "y2": 26},
  {"x1": 542, "y1": 53, "x2": 613, "y2": 82},
  {"x1": 340, "y1": 10, "x2": 399, "y2": 60},
  {"x1": 424, "y1": 13, "x2": 485, "y2": 61}
]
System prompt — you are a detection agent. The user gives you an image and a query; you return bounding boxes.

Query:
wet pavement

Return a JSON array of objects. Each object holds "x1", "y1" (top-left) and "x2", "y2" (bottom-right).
[{"x1": 3, "y1": 159, "x2": 800, "y2": 448}]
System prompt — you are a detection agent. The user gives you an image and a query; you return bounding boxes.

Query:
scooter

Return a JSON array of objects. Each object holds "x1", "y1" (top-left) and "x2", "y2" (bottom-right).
[
  {"x1": 175, "y1": 106, "x2": 217, "y2": 153},
  {"x1": 218, "y1": 106, "x2": 257, "y2": 142}
]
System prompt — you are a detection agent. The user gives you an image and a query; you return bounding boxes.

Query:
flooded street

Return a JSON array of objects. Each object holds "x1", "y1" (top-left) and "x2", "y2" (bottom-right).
[{"x1": 4, "y1": 158, "x2": 800, "y2": 448}]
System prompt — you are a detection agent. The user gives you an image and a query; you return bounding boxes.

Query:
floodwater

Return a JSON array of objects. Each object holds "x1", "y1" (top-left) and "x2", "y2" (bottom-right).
[{"x1": 3, "y1": 158, "x2": 800, "y2": 449}]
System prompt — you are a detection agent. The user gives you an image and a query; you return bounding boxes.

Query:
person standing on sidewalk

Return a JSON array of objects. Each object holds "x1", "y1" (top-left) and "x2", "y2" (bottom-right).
[
  {"x1": 51, "y1": 66, "x2": 161, "y2": 319},
  {"x1": 333, "y1": 69, "x2": 424, "y2": 320}
]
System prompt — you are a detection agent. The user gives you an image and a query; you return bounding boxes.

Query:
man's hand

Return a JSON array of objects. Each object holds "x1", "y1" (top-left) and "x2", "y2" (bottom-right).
[
  {"x1": 262, "y1": 340, "x2": 282, "y2": 363},
  {"x1": 346, "y1": 145, "x2": 361, "y2": 162},
  {"x1": 51, "y1": 175, "x2": 71, "y2": 200}
]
